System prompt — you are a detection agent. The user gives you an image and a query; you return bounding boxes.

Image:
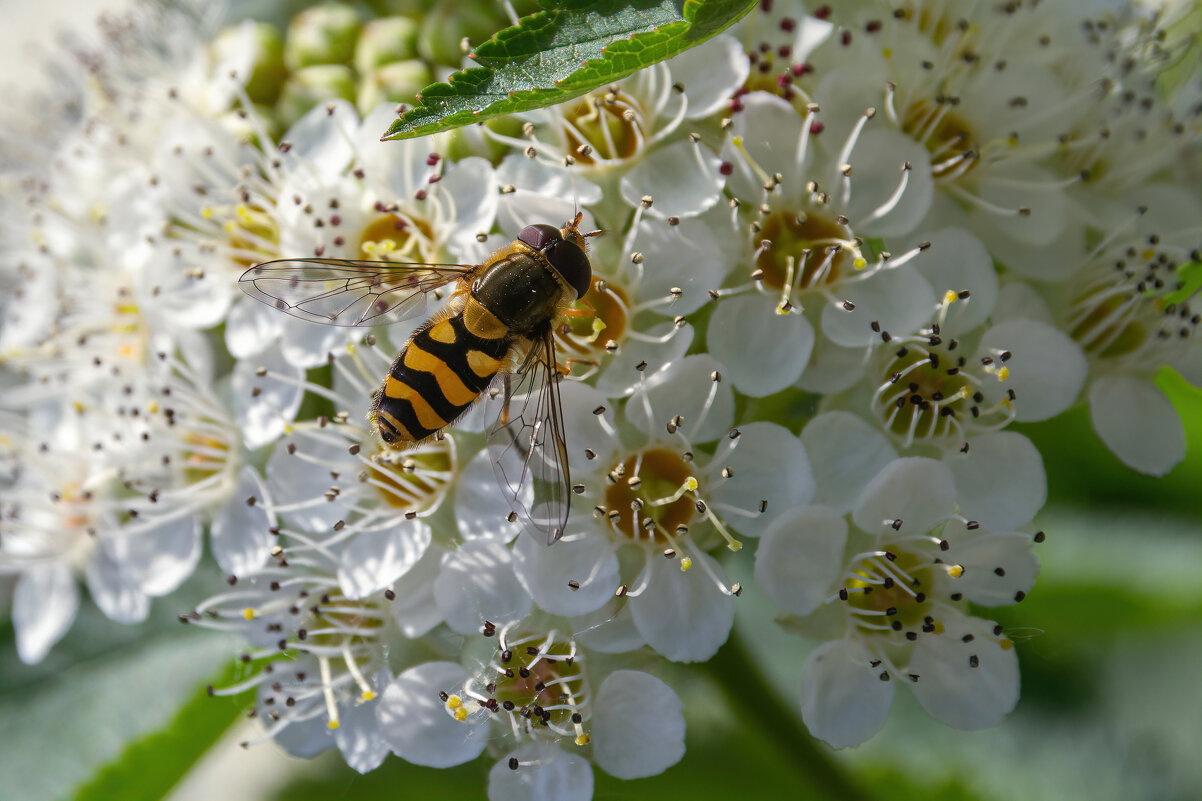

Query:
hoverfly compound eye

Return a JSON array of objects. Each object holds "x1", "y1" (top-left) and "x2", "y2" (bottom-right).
[
  {"x1": 517, "y1": 224, "x2": 562, "y2": 251},
  {"x1": 545, "y1": 240, "x2": 593, "y2": 300}
]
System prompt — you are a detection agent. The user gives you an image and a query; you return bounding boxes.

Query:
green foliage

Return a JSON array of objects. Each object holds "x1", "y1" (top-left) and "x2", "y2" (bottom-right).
[
  {"x1": 382, "y1": 0, "x2": 755, "y2": 140},
  {"x1": 73, "y1": 661, "x2": 251, "y2": 801}
]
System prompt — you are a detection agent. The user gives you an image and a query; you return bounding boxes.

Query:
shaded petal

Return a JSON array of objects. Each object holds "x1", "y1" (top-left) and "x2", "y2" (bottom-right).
[
  {"x1": 455, "y1": 447, "x2": 524, "y2": 542},
  {"x1": 977, "y1": 320, "x2": 1087, "y2": 422},
  {"x1": 280, "y1": 98, "x2": 358, "y2": 180},
  {"x1": 626, "y1": 355, "x2": 734, "y2": 444},
  {"x1": 377, "y1": 662, "x2": 488, "y2": 767},
  {"x1": 620, "y1": 140, "x2": 724, "y2": 219},
  {"x1": 433, "y1": 540, "x2": 532, "y2": 635},
  {"x1": 755, "y1": 506, "x2": 847, "y2": 616},
  {"x1": 845, "y1": 128, "x2": 934, "y2": 238},
  {"x1": 334, "y1": 694, "x2": 391, "y2": 774},
  {"x1": 513, "y1": 529, "x2": 618, "y2": 617},
  {"x1": 946, "y1": 432, "x2": 1045, "y2": 530},
  {"x1": 707, "y1": 293, "x2": 814, "y2": 397},
  {"x1": 666, "y1": 35, "x2": 748, "y2": 119},
  {"x1": 232, "y1": 344, "x2": 304, "y2": 449},
  {"x1": 941, "y1": 522, "x2": 1039, "y2": 607},
  {"x1": 13, "y1": 565, "x2": 78, "y2": 665},
  {"x1": 338, "y1": 520, "x2": 431, "y2": 600},
  {"x1": 211, "y1": 467, "x2": 272, "y2": 577},
  {"x1": 571, "y1": 597, "x2": 644, "y2": 654},
  {"x1": 912, "y1": 228, "x2": 998, "y2": 332},
  {"x1": 909, "y1": 610, "x2": 1019, "y2": 730},
  {"x1": 631, "y1": 216, "x2": 731, "y2": 315},
  {"x1": 1089, "y1": 375, "x2": 1186, "y2": 476},
  {"x1": 852, "y1": 457, "x2": 955, "y2": 537},
  {"x1": 117, "y1": 514, "x2": 203, "y2": 597},
  {"x1": 801, "y1": 412, "x2": 897, "y2": 513},
  {"x1": 800, "y1": 638, "x2": 893, "y2": 749},
  {"x1": 391, "y1": 543, "x2": 446, "y2": 638},
  {"x1": 821, "y1": 266, "x2": 935, "y2": 348},
  {"x1": 708, "y1": 421, "x2": 814, "y2": 537},
  {"x1": 593, "y1": 321, "x2": 694, "y2": 398},
  {"x1": 629, "y1": 550, "x2": 734, "y2": 662},
  {"x1": 489, "y1": 744, "x2": 593, "y2": 801},
  {"x1": 85, "y1": 541, "x2": 150, "y2": 625},
  {"x1": 990, "y1": 280, "x2": 1053, "y2": 325},
  {"x1": 592, "y1": 670, "x2": 685, "y2": 779}
]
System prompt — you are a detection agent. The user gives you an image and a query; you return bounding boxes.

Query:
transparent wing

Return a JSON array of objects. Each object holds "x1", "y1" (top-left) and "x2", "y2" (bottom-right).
[
  {"x1": 486, "y1": 331, "x2": 572, "y2": 545},
  {"x1": 238, "y1": 258, "x2": 477, "y2": 327}
]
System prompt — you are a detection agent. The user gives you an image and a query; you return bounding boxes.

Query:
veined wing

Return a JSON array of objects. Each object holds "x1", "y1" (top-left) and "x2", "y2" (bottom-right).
[
  {"x1": 486, "y1": 331, "x2": 571, "y2": 545},
  {"x1": 239, "y1": 258, "x2": 477, "y2": 327}
]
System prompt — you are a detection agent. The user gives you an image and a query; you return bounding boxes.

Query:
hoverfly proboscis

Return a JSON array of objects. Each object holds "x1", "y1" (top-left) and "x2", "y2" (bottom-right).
[{"x1": 238, "y1": 215, "x2": 601, "y2": 545}]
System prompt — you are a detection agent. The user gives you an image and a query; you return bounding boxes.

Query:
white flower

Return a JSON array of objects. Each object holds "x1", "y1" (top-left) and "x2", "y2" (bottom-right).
[
  {"x1": 376, "y1": 623, "x2": 686, "y2": 799},
  {"x1": 755, "y1": 456, "x2": 1040, "y2": 747}
]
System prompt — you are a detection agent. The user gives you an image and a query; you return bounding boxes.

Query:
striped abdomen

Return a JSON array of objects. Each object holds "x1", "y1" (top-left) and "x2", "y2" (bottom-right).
[{"x1": 374, "y1": 312, "x2": 510, "y2": 445}]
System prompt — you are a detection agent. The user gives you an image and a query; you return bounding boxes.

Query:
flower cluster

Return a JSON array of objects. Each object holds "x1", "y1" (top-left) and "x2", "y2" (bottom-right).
[{"x1": 0, "y1": 0, "x2": 1198, "y2": 797}]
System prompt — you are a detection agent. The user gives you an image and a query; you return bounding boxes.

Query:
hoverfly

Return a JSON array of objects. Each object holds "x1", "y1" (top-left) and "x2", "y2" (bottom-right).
[{"x1": 239, "y1": 214, "x2": 601, "y2": 545}]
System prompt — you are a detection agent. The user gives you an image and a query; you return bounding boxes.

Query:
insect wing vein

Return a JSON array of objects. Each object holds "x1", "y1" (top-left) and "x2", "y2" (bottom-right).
[
  {"x1": 238, "y1": 258, "x2": 476, "y2": 327},
  {"x1": 486, "y1": 333, "x2": 571, "y2": 545}
]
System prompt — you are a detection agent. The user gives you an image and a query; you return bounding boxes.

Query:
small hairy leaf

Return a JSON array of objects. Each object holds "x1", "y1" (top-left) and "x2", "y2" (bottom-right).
[{"x1": 382, "y1": 0, "x2": 754, "y2": 140}]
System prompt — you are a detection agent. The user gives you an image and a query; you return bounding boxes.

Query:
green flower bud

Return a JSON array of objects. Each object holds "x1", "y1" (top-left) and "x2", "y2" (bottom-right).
[
  {"x1": 284, "y1": 4, "x2": 362, "y2": 70},
  {"x1": 354, "y1": 17, "x2": 421, "y2": 73},
  {"x1": 212, "y1": 22, "x2": 286, "y2": 106},
  {"x1": 418, "y1": 4, "x2": 505, "y2": 66},
  {"x1": 357, "y1": 60, "x2": 432, "y2": 114},
  {"x1": 276, "y1": 64, "x2": 356, "y2": 129}
]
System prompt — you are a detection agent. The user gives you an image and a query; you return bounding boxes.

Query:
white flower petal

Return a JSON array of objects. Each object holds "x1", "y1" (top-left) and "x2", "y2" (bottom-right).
[
  {"x1": 455, "y1": 448, "x2": 524, "y2": 542},
  {"x1": 708, "y1": 421, "x2": 814, "y2": 537},
  {"x1": 85, "y1": 541, "x2": 150, "y2": 625},
  {"x1": 977, "y1": 319, "x2": 1087, "y2": 422},
  {"x1": 707, "y1": 293, "x2": 815, "y2": 396},
  {"x1": 334, "y1": 695, "x2": 391, "y2": 774},
  {"x1": 667, "y1": 35, "x2": 748, "y2": 119},
  {"x1": 270, "y1": 711, "x2": 331, "y2": 759},
  {"x1": 626, "y1": 355, "x2": 734, "y2": 444},
  {"x1": 571, "y1": 597, "x2": 645, "y2": 654},
  {"x1": 942, "y1": 522, "x2": 1039, "y2": 607},
  {"x1": 116, "y1": 514, "x2": 204, "y2": 597},
  {"x1": 438, "y1": 156, "x2": 499, "y2": 251},
  {"x1": 845, "y1": 128, "x2": 934, "y2": 238},
  {"x1": 969, "y1": 166, "x2": 1068, "y2": 247},
  {"x1": 280, "y1": 98, "x2": 358, "y2": 180},
  {"x1": 225, "y1": 299, "x2": 281, "y2": 359},
  {"x1": 629, "y1": 550, "x2": 734, "y2": 662},
  {"x1": 821, "y1": 265, "x2": 936, "y2": 348},
  {"x1": 338, "y1": 520, "x2": 431, "y2": 600},
  {"x1": 378, "y1": 662, "x2": 488, "y2": 767},
  {"x1": 945, "y1": 432, "x2": 1045, "y2": 530},
  {"x1": 620, "y1": 140, "x2": 724, "y2": 219},
  {"x1": 796, "y1": 335, "x2": 867, "y2": 394},
  {"x1": 990, "y1": 280, "x2": 1053, "y2": 325},
  {"x1": 266, "y1": 435, "x2": 349, "y2": 531},
  {"x1": 232, "y1": 344, "x2": 304, "y2": 449},
  {"x1": 593, "y1": 321, "x2": 694, "y2": 399},
  {"x1": 800, "y1": 638, "x2": 893, "y2": 749},
  {"x1": 211, "y1": 467, "x2": 272, "y2": 578},
  {"x1": 14, "y1": 564, "x2": 79, "y2": 664},
  {"x1": 1089, "y1": 375, "x2": 1186, "y2": 476},
  {"x1": 488, "y1": 744, "x2": 593, "y2": 801},
  {"x1": 592, "y1": 670, "x2": 685, "y2": 779},
  {"x1": 512, "y1": 529, "x2": 618, "y2": 617},
  {"x1": 433, "y1": 540, "x2": 532, "y2": 635},
  {"x1": 852, "y1": 457, "x2": 956, "y2": 537},
  {"x1": 801, "y1": 412, "x2": 898, "y2": 513},
  {"x1": 912, "y1": 228, "x2": 998, "y2": 332},
  {"x1": 909, "y1": 610, "x2": 1019, "y2": 730},
  {"x1": 631, "y1": 216, "x2": 731, "y2": 315},
  {"x1": 723, "y1": 93, "x2": 807, "y2": 201},
  {"x1": 755, "y1": 505, "x2": 847, "y2": 616},
  {"x1": 391, "y1": 543, "x2": 447, "y2": 638}
]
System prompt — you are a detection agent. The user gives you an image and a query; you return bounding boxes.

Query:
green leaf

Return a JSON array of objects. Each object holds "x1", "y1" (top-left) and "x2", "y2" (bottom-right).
[
  {"x1": 1162, "y1": 260, "x2": 1202, "y2": 306},
  {"x1": 73, "y1": 658, "x2": 252, "y2": 801},
  {"x1": 382, "y1": 0, "x2": 755, "y2": 140}
]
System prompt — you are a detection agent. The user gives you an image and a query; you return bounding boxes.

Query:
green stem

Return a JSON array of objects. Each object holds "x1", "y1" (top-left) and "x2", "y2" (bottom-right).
[{"x1": 701, "y1": 629, "x2": 869, "y2": 801}]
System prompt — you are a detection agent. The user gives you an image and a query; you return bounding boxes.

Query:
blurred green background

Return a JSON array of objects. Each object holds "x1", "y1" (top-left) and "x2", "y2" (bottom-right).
[{"x1": 0, "y1": 369, "x2": 1196, "y2": 801}]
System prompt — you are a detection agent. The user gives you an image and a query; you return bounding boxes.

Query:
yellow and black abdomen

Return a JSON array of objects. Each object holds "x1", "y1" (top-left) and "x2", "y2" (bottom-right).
[{"x1": 374, "y1": 312, "x2": 510, "y2": 445}]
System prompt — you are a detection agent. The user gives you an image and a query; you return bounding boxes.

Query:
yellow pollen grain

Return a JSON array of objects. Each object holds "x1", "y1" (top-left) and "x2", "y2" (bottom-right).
[
  {"x1": 947, "y1": 564, "x2": 964, "y2": 578},
  {"x1": 147, "y1": 400, "x2": 159, "y2": 414},
  {"x1": 446, "y1": 695, "x2": 462, "y2": 709},
  {"x1": 73, "y1": 401, "x2": 85, "y2": 414},
  {"x1": 201, "y1": 206, "x2": 214, "y2": 219},
  {"x1": 731, "y1": 136, "x2": 743, "y2": 147},
  {"x1": 454, "y1": 708, "x2": 468, "y2": 722},
  {"x1": 853, "y1": 257, "x2": 868, "y2": 270},
  {"x1": 727, "y1": 540, "x2": 743, "y2": 552},
  {"x1": 1141, "y1": 248, "x2": 1156, "y2": 261},
  {"x1": 575, "y1": 734, "x2": 591, "y2": 746},
  {"x1": 1000, "y1": 638, "x2": 1014, "y2": 650},
  {"x1": 361, "y1": 690, "x2": 376, "y2": 701},
  {"x1": 996, "y1": 366, "x2": 1010, "y2": 381},
  {"x1": 236, "y1": 204, "x2": 252, "y2": 223},
  {"x1": 944, "y1": 290, "x2": 959, "y2": 304},
  {"x1": 327, "y1": 720, "x2": 340, "y2": 730},
  {"x1": 882, "y1": 46, "x2": 893, "y2": 59},
  {"x1": 223, "y1": 220, "x2": 236, "y2": 234},
  {"x1": 933, "y1": 621, "x2": 946, "y2": 634},
  {"x1": 680, "y1": 556, "x2": 693, "y2": 572},
  {"x1": 242, "y1": 608, "x2": 255, "y2": 620}
]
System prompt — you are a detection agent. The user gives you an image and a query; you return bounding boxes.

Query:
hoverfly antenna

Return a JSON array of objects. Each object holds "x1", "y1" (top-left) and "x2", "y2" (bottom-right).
[{"x1": 583, "y1": 228, "x2": 605, "y2": 238}]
